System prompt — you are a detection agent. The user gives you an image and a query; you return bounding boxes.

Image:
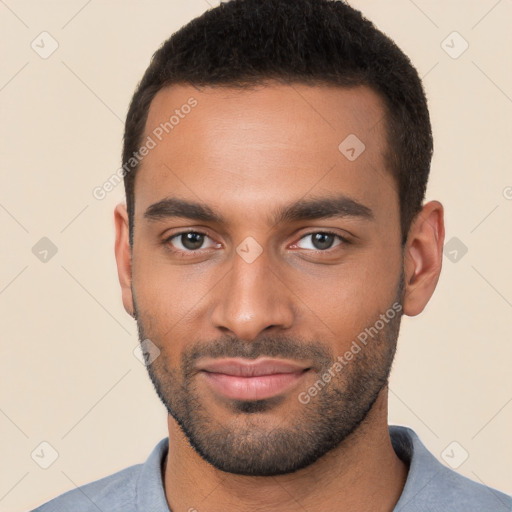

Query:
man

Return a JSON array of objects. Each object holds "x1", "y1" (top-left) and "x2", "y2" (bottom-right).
[{"x1": 32, "y1": 0, "x2": 511, "y2": 510}]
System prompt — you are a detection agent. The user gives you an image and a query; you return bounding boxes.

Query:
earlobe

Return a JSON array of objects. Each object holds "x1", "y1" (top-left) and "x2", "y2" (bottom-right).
[
  {"x1": 114, "y1": 203, "x2": 135, "y2": 318},
  {"x1": 402, "y1": 201, "x2": 445, "y2": 317}
]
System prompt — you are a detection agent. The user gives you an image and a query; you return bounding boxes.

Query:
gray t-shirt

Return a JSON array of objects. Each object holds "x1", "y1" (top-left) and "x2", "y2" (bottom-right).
[{"x1": 30, "y1": 425, "x2": 512, "y2": 511}]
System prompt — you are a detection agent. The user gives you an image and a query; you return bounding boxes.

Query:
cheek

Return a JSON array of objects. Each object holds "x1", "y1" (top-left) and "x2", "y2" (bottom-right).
[
  {"x1": 131, "y1": 249, "x2": 213, "y2": 337},
  {"x1": 132, "y1": 231, "x2": 402, "y2": 355},
  {"x1": 288, "y1": 246, "x2": 402, "y2": 347}
]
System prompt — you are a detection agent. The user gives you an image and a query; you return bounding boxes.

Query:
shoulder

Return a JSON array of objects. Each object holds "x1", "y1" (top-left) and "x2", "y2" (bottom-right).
[
  {"x1": 29, "y1": 437, "x2": 170, "y2": 512},
  {"x1": 390, "y1": 426, "x2": 512, "y2": 512},
  {"x1": 30, "y1": 464, "x2": 141, "y2": 512},
  {"x1": 432, "y1": 466, "x2": 512, "y2": 511}
]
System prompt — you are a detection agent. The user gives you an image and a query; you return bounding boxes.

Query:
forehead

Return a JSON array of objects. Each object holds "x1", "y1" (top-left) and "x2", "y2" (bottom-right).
[{"x1": 134, "y1": 82, "x2": 396, "y2": 225}]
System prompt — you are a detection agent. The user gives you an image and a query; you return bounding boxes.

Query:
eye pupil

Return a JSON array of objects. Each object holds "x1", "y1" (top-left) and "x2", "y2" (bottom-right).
[
  {"x1": 312, "y1": 233, "x2": 334, "y2": 250},
  {"x1": 182, "y1": 232, "x2": 204, "y2": 250}
]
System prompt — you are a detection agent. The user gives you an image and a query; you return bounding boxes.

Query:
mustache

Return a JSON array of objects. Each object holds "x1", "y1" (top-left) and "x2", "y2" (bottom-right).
[{"x1": 181, "y1": 333, "x2": 335, "y2": 374}]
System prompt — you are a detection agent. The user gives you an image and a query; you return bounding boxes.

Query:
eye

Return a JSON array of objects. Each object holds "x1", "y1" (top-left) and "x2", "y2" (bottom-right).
[
  {"x1": 294, "y1": 232, "x2": 347, "y2": 251},
  {"x1": 165, "y1": 231, "x2": 218, "y2": 252}
]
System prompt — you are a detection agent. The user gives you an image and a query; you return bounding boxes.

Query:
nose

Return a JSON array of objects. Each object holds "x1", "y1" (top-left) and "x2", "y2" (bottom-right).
[{"x1": 210, "y1": 249, "x2": 295, "y2": 341}]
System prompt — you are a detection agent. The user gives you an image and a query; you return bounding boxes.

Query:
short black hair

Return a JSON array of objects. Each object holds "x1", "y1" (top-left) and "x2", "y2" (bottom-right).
[{"x1": 122, "y1": 0, "x2": 432, "y2": 246}]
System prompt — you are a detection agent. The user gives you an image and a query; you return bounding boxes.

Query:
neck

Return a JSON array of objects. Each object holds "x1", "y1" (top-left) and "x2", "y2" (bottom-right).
[{"x1": 163, "y1": 390, "x2": 407, "y2": 512}]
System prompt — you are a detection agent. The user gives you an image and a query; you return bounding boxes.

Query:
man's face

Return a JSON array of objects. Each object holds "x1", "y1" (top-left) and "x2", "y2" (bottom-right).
[{"x1": 128, "y1": 83, "x2": 404, "y2": 476}]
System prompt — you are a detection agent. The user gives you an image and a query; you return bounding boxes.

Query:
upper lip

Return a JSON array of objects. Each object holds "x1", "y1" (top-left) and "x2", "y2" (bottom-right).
[{"x1": 199, "y1": 358, "x2": 310, "y2": 377}]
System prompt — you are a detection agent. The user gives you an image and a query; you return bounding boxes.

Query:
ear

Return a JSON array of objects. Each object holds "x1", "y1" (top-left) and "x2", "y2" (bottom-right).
[
  {"x1": 402, "y1": 200, "x2": 445, "y2": 316},
  {"x1": 114, "y1": 203, "x2": 135, "y2": 318}
]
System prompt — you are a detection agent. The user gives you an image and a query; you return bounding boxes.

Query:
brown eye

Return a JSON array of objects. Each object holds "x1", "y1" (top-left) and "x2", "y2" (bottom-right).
[
  {"x1": 165, "y1": 231, "x2": 217, "y2": 252},
  {"x1": 311, "y1": 233, "x2": 335, "y2": 250},
  {"x1": 296, "y1": 232, "x2": 344, "y2": 251},
  {"x1": 180, "y1": 232, "x2": 205, "y2": 250}
]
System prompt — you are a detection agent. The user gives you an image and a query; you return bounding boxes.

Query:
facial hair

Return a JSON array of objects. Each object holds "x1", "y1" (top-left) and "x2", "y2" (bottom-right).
[{"x1": 133, "y1": 272, "x2": 405, "y2": 476}]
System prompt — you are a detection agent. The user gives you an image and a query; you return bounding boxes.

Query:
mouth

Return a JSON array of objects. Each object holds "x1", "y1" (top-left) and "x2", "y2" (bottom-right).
[{"x1": 198, "y1": 358, "x2": 311, "y2": 401}]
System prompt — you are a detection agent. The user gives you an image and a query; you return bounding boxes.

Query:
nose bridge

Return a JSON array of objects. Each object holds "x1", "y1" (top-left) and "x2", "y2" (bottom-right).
[{"x1": 210, "y1": 248, "x2": 294, "y2": 340}]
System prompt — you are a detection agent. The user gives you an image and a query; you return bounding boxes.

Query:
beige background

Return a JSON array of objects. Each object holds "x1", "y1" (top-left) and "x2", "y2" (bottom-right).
[{"x1": 1, "y1": 1, "x2": 511, "y2": 510}]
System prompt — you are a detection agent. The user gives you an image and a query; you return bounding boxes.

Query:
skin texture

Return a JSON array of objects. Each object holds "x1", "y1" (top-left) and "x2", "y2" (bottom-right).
[{"x1": 114, "y1": 83, "x2": 444, "y2": 512}]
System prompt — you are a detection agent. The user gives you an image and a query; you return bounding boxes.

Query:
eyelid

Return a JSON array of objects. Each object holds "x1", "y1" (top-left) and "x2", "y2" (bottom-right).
[
  {"x1": 290, "y1": 230, "x2": 350, "y2": 251},
  {"x1": 162, "y1": 229, "x2": 350, "y2": 255},
  {"x1": 163, "y1": 230, "x2": 219, "y2": 252}
]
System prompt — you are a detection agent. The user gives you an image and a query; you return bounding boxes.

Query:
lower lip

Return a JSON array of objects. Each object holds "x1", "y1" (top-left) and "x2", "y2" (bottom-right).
[{"x1": 201, "y1": 370, "x2": 309, "y2": 400}]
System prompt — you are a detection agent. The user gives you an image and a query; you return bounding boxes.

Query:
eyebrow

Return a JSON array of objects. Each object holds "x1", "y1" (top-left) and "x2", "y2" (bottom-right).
[{"x1": 143, "y1": 194, "x2": 374, "y2": 226}]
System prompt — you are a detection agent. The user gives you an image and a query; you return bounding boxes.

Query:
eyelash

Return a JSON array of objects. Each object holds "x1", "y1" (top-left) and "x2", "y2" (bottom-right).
[{"x1": 162, "y1": 230, "x2": 350, "y2": 257}]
